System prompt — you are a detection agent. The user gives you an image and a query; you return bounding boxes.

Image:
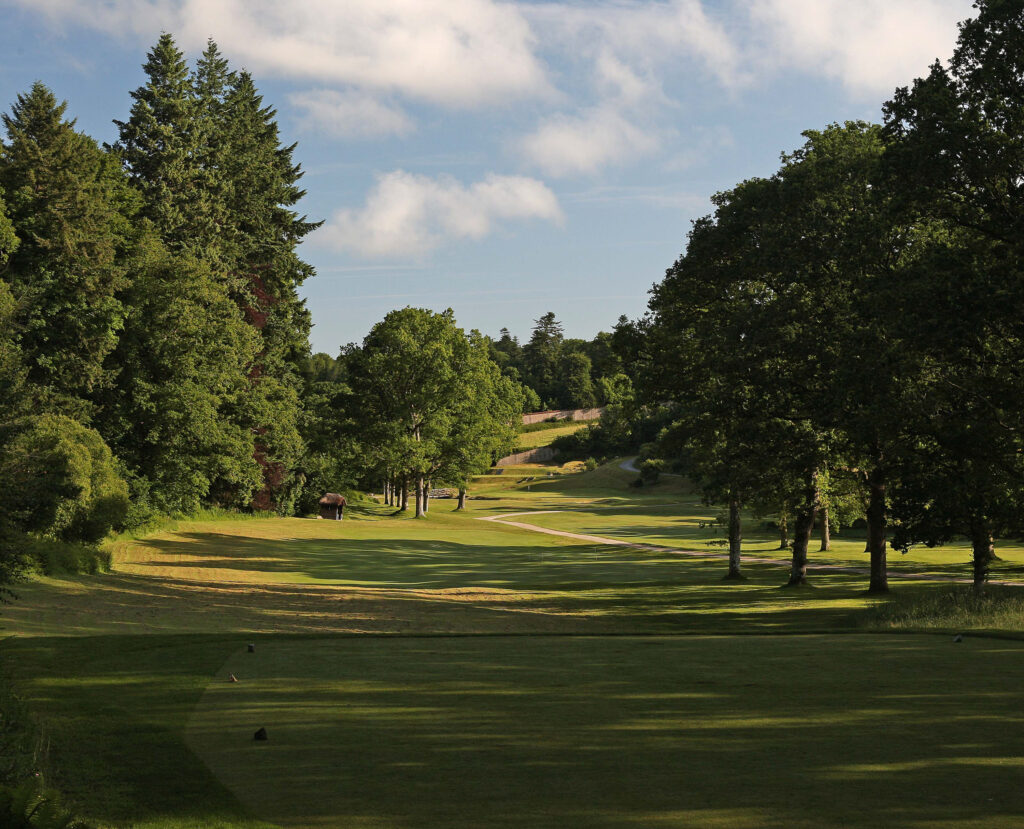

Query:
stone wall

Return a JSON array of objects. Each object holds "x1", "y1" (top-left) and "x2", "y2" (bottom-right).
[{"x1": 521, "y1": 407, "x2": 604, "y2": 425}]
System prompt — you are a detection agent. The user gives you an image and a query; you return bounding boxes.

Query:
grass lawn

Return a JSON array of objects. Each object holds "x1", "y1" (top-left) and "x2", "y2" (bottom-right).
[
  {"x1": 3, "y1": 459, "x2": 1024, "y2": 828},
  {"x1": 513, "y1": 421, "x2": 592, "y2": 451}
]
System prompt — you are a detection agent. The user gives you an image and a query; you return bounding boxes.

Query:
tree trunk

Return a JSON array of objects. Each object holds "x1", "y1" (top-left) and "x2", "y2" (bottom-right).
[
  {"x1": 384, "y1": 479, "x2": 391, "y2": 506},
  {"x1": 785, "y1": 481, "x2": 818, "y2": 587},
  {"x1": 422, "y1": 479, "x2": 430, "y2": 514},
  {"x1": 457, "y1": 488, "x2": 467, "y2": 510},
  {"x1": 866, "y1": 467, "x2": 888, "y2": 593},
  {"x1": 724, "y1": 493, "x2": 744, "y2": 580},
  {"x1": 414, "y1": 476, "x2": 424, "y2": 517},
  {"x1": 401, "y1": 480, "x2": 408, "y2": 512},
  {"x1": 778, "y1": 510, "x2": 789, "y2": 550},
  {"x1": 970, "y1": 520, "x2": 994, "y2": 590},
  {"x1": 819, "y1": 505, "x2": 831, "y2": 552}
]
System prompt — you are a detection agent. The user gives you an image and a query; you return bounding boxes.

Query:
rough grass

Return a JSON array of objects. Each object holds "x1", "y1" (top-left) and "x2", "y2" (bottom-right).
[
  {"x1": 3, "y1": 458, "x2": 1024, "y2": 828},
  {"x1": 866, "y1": 585, "x2": 1024, "y2": 633}
]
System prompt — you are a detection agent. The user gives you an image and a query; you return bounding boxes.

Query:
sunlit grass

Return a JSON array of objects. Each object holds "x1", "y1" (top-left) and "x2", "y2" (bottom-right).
[
  {"x1": 513, "y1": 420, "x2": 592, "y2": 450},
  {"x1": 866, "y1": 584, "x2": 1024, "y2": 632}
]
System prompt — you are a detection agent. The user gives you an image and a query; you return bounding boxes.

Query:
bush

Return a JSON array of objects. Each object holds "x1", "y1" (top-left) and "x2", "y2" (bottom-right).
[
  {"x1": 639, "y1": 458, "x2": 664, "y2": 484},
  {"x1": 0, "y1": 416, "x2": 129, "y2": 543},
  {"x1": 584, "y1": 457, "x2": 598, "y2": 471}
]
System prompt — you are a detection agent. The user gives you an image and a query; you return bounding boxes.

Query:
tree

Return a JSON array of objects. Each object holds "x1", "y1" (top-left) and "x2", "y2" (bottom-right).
[
  {"x1": 436, "y1": 333, "x2": 522, "y2": 508},
  {"x1": 648, "y1": 169, "x2": 836, "y2": 586},
  {"x1": 115, "y1": 37, "x2": 319, "y2": 511},
  {"x1": 114, "y1": 33, "x2": 199, "y2": 254},
  {"x1": 559, "y1": 351, "x2": 596, "y2": 409},
  {"x1": 881, "y1": 0, "x2": 1024, "y2": 587},
  {"x1": 95, "y1": 238, "x2": 262, "y2": 513},
  {"x1": 523, "y1": 312, "x2": 564, "y2": 407},
  {"x1": 347, "y1": 309, "x2": 518, "y2": 517},
  {"x1": 0, "y1": 83, "x2": 130, "y2": 420},
  {"x1": 217, "y1": 67, "x2": 320, "y2": 509}
]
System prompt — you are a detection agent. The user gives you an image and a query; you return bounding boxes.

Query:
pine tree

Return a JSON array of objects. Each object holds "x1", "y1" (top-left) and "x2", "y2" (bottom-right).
[
  {"x1": 115, "y1": 33, "x2": 202, "y2": 254},
  {"x1": 0, "y1": 82, "x2": 129, "y2": 420},
  {"x1": 218, "y1": 69, "x2": 320, "y2": 509},
  {"x1": 114, "y1": 36, "x2": 319, "y2": 511}
]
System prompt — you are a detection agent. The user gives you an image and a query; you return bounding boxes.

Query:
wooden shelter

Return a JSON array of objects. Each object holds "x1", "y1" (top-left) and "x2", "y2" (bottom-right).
[{"x1": 319, "y1": 493, "x2": 346, "y2": 520}]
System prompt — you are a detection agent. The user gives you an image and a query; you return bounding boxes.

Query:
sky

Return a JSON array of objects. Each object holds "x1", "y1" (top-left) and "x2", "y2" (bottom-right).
[{"x1": 0, "y1": 0, "x2": 975, "y2": 354}]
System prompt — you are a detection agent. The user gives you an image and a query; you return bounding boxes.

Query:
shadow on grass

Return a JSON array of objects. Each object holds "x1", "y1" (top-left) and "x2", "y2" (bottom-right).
[
  {"x1": 123, "y1": 532, "x2": 880, "y2": 628},
  {"x1": 1, "y1": 634, "x2": 277, "y2": 828},
  {"x1": 187, "y1": 634, "x2": 1024, "y2": 829}
]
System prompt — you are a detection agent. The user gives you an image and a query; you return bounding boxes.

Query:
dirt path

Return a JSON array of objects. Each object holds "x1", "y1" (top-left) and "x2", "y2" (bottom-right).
[{"x1": 619, "y1": 457, "x2": 640, "y2": 473}]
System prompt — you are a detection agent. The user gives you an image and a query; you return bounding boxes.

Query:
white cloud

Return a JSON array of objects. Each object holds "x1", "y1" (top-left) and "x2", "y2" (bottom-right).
[
  {"x1": 12, "y1": 0, "x2": 552, "y2": 107},
  {"x1": 317, "y1": 171, "x2": 564, "y2": 258},
  {"x1": 518, "y1": 107, "x2": 661, "y2": 178},
  {"x1": 525, "y1": 0, "x2": 747, "y2": 95},
  {"x1": 514, "y1": 1, "x2": 741, "y2": 177},
  {"x1": 289, "y1": 89, "x2": 414, "y2": 139},
  {"x1": 748, "y1": 0, "x2": 968, "y2": 95}
]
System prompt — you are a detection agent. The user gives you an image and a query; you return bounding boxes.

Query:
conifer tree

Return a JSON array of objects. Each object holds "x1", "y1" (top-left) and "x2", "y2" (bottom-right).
[
  {"x1": 218, "y1": 68, "x2": 320, "y2": 508},
  {"x1": 115, "y1": 33, "x2": 199, "y2": 254},
  {"x1": 114, "y1": 36, "x2": 320, "y2": 511},
  {"x1": 0, "y1": 83, "x2": 129, "y2": 420}
]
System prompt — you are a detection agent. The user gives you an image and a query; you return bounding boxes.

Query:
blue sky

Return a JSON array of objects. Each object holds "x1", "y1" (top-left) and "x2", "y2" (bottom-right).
[{"x1": 0, "y1": 0, "x2": 973, "y2": 354}]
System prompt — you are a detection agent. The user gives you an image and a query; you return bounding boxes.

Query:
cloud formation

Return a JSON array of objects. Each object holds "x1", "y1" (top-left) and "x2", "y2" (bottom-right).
[
  {"x1": 518, "y1": 107, "x2": 661, "y2": 178},
  {"x1": 12, "y1": 0, "x2": 972, "y2": 180},
  {"x1": 17, "y1": 0, "x2": 551, "y2": 107},
  {"x1": 749, "y1": 0, "x2": 969, "y2": 95},
  {"x1": 289, "y1": 89, "x2": 414, "y2": 139},
  {"x1": 317, "y1": 171, "x2": 564, "y2": 258}
]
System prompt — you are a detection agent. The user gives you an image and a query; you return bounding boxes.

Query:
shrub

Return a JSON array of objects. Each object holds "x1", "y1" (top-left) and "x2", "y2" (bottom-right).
[
  {"x1": 584, "y1": 457, "x2": 598, "y2": 472},
  {"x1": 0, "y1": 415, "x2": 129, "y2": 543},
  {"x1": 639, "y1": 458, "x2": 664, "y2": 484}
]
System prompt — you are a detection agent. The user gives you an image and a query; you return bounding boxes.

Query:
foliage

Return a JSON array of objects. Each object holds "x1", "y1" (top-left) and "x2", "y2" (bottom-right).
[
  {"x1": 880, "y1": 0, "x2": 1024, "y2": 585},
  {"x1": 0, "y1": 415, "x2": 128, "y2": 543},
  {"x1": 0, "y1": 780, "x2": 91, "y2": 829},
  {"x1": 114, "y1": 35, "x2": 318, "y2": 512},
  {"x1": 0, "y1": 82, "x2": 130, "y2": 420},
  {"x1": 638, "y1": 458, "x2": 663, "y2": 483},
  {"x1": 94, "y1": 244, "x2": 261, "y2": 514},
  {"x1": 346, "y1": 308, "x2": 521, "y2": 512}
]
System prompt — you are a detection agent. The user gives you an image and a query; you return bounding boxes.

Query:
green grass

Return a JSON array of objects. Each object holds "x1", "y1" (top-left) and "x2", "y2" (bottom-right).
[
  {"x1": 867, "y1": 585, "x2": 1024, "y2": 632},
  {"x1": 513, "y1": 420, "x2": 592, "y2": 451},
  {"x1": 3, "y1": 458, "x2": 1024, "y2": 827},
  {"x1": 184, "y1": 635, "x2": 1024, "y2": 829}
]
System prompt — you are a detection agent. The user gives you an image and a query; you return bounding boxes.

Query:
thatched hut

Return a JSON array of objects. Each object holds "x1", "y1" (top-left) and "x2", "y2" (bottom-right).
[{"x1": 319, "y1": 493, "x2": 346, "y2": 520}]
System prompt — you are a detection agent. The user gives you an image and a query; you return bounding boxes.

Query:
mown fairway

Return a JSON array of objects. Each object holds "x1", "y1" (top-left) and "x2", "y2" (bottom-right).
[{"x1": 3, "y1": 461, "x2": 1024, "y2": 828}]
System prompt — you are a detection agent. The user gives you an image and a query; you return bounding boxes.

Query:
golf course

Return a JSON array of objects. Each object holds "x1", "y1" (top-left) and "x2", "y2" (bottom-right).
[{"x1": 3, "y1": 460, "x2": 1024, "y2": 829}]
